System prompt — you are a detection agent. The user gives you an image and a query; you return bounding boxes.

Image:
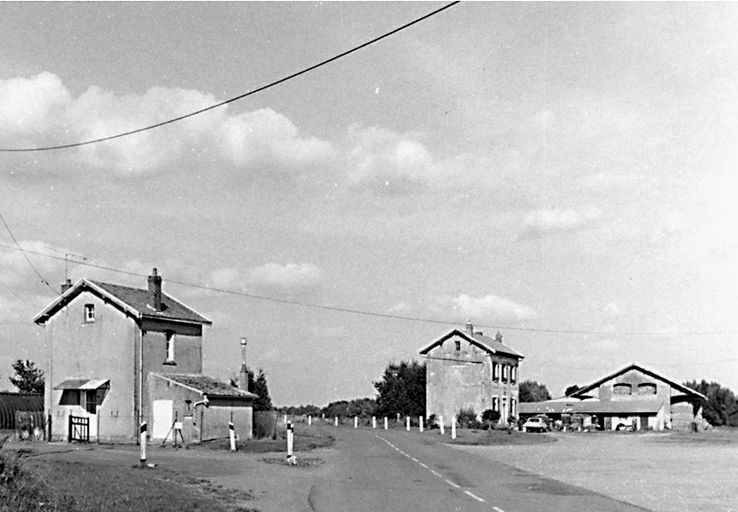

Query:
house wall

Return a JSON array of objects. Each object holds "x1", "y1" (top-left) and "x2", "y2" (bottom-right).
[
  {"x1": 596, "y1": 369, "x2": 671, "y2": 430},
  {"x1": 426, "y1": 334, "x2": 519, "y2": 423},
  {"x1": 43, "y1": 291, "x2": 137, "y2": 441},
  {"x1": 140, "y1": 319, "x2": 203, "y2": 430}
]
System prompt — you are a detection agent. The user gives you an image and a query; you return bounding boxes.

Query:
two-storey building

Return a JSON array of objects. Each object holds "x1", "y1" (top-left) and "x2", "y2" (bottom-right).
[{"x1": 420, "y1": 322, "x2": 524, "y2": 425}]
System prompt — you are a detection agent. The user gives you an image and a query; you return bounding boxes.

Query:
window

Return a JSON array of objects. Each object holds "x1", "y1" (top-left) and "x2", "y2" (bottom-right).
[
  {"x1": 165, "y1": 331, "x2": 175, "y2": 363},
  {"x1": 502, "y1": 365, "x2": 509, "y2": 383},
  {"x1": 511, "y1": 398, "x2": 516, "y2": 417},
  {"x1": 493, "y1": 363, "x2": 499, "y2": 381},
  {"x1": 59, "y1": 388, "x2": 107, "y2": 414},
  {"x1": 638, "y1": 383, "x2": 657, "y2": 395},
  {"x1": 84, "y1": 304, "x2": 95, "y2": 323},
  {"x1": 613, "y1": 383, "x2": 632, "y2": 395},
  {"x1": 455, "y1": 340, "x2": 461, "y2": 351},
  {"x1": 492, "y1": 396, "x2": 499, "y2": 412},
  {"x1": 511, "y1": 366, "x2": 517, "y2": 383}
]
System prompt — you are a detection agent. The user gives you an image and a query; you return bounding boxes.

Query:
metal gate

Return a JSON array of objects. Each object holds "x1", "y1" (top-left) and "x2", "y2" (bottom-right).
[{"x1": 68, "y1": 415, "x2": 90, "y2": 442}]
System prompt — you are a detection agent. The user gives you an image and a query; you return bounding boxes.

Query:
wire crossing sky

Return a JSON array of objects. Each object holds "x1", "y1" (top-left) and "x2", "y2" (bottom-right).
[{"x1": 0, "y1": 1, "x2": 459, "y2": 153}]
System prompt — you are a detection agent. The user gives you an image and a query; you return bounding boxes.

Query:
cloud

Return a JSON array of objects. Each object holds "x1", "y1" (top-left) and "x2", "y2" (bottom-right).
[
  {"x1": 0, "y1": 72, "x2": 334, "y2": 175},
  {"x1": 246, "y1": 262, "x2": 322, "y2": 291},
  {"x1": 430, "y1": 293, "x2": 535, "y2": 322},
  {"x1": 519, "y1": 206, "x2": 602, "y2": 240}
]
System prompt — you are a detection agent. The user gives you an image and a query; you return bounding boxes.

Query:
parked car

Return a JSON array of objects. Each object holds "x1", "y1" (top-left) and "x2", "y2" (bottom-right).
[{"x1": 522, "y1": 417, "x2": 548, "y2": 433}]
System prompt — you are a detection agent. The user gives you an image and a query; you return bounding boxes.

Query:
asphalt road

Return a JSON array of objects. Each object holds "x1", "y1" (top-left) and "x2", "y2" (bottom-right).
[{"x1": 308, "y1": 428, "x2": 649, "y2": 512}]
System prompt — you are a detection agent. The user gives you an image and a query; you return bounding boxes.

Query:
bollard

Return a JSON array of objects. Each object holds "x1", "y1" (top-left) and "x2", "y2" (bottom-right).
[
  {"x1": 419, "y1": 416, "x2": 424, "y2": 433},
  {"x1": 384, "y1": 417, "x2": 388, "y2": 430},
  {"x1": 372, "y1": 416, "x2": 377, "y2": 429},
  {"x1": 451, "y1": 415, "x2": 457, "y2": 440},
  {"x1": 139, "y1": 421, "x2": 147, "y2": 465},
  {"x1": 286, "y1": 421, "x2": 294, "y2": 459},
  {"x1": 308, "y1": 415, "x2": 312, "y2": 426},
  {"x1": 334, "y1": 416, "x2": 339, "y2": 427},
  {"x1": 440, "y1": 415, "x2": 445, "y2": 435},
  {"x1": 406, "y1": 416, "x2": 410, "y2": 431},
  {"x1": 354, "y1": 416, "x2": 358, "y2": 429},
  {"x1": 229, "y1": 420, "x2": 237, "y2": 452}
]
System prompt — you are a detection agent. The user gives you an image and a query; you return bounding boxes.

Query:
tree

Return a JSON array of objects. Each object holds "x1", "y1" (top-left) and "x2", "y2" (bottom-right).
[
  {"x1": 565, "y1": 384, "x2": 581, "y2": 396},
  {"x1": 252, "y1": 369, "x2": 273, "y2": 411},
  {"x1": 373, "y1": 360, "x2": 426, "y2": 418},
  {"x1": 9, "y1": 360, "x2": 44, "y2": 393},
  {"x1": 684, "y1": 379, "x2": 738, "y2": 427},
  {"x1": 518, "y1": 380, "x2": 551, "y2": 402}
]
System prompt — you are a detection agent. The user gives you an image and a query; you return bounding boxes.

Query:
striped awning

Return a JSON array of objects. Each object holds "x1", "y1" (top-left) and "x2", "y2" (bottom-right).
[{"x1": 54, "y1": 379, "x2": 109, "y2": 390}]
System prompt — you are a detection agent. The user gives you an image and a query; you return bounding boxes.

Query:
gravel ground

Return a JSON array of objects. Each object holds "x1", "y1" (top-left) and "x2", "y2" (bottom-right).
[{"x1": 452, "y1": 431, "x2": 738, "y2": 512}]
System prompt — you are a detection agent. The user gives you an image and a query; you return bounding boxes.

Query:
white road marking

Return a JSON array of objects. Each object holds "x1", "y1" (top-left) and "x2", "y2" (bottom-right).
[
  {"x1": 376, "y1": 435, "x2": 502, "y2": 510},
  {"x1": 464, "y1": 490, "x2": 485, "y2": 503}
]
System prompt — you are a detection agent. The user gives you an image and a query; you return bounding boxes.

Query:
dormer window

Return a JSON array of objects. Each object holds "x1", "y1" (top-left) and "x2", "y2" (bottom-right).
[{"x1": 84, "y1": 304, "x2": 95, "y2": 323}]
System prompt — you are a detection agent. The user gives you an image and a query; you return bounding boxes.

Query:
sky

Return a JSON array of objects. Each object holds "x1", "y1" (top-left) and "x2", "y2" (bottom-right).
[{"x1": 0, "y1": 2, "x2": 736, "y2": 406}]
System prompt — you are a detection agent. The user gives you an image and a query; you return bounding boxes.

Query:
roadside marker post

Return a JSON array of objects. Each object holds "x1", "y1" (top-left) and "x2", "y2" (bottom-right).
[
  {"x1": 372, "y1": 416, "x2": 377, "y2": 429},
  {"x1": 308, "y1": 415, "x2": 312, "y2": 426},
  {"x1": 284, "y1": 414, "x2": 288, "y2": 426},
  {"x1": 286, "y1": 421, "x2": 296, "y2": 465},
  {"x1": 406, "y1": 416, "x2": 410, "y2": 431},
  {"x1": 451, "y1": 415, "x2": 457, "y2": 439},
  {"x1": 419, "y1": 416, "x2": 424, "y2": 433},
  {"x1": 439, "y1": 416, "x2": 445, "y2": 435},
  {"x1": 229, "y1": 418, "x2": 237, "y2": 452},
  {"x1": 354, "y1": 416, "x2": 358, "y2": 429},
  {"x1": 334, "y1": 416, "x2": 339, "y2": 427},
  {"x1": 139, "y1": 421, "x2": 147, "y2": 465},
  {"x1": 384, "y1": 417, "x2": 388, "y2": 430}
]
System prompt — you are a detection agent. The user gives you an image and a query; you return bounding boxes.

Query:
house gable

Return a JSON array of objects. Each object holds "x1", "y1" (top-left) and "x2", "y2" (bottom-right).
[{"x1": 419, "y1": 328, "x2": 524, "y2": 361}]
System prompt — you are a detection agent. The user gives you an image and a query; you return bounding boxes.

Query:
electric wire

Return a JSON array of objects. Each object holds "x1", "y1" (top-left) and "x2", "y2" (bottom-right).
[
  {"x1": 0, "y1": 1, "x2": 460, "y2": 153},
  {"x1": 0, "y1": 242, "x2": 735, "y2": 337},
  {"x1": 0, "y1": 214, "x2": 55, "y2": 292}
]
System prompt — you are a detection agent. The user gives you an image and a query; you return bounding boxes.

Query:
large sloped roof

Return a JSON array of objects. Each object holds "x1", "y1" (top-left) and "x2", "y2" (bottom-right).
[
  {"x1": 569, "y1": 363, "x2": 706, "y2": 400},
  {"x1": 419, "y1": 328, "x2": 524, "y2": 359},
  {"x1": 34, "y1": 279, "x2": 211, "y2": 325},
  {"x1": 151, "y1": 373, "x2": 257, "y2": 399}
]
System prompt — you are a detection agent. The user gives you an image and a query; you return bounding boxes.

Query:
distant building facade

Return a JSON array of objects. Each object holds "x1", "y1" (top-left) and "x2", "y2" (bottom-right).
[
  {"x1": 34, "y1": 269, "x2": 256, "y2": 442},
  {"x1": 420, "y1": 322, "x2": 524, "y2": 424},
  {"x1": 519, "y1": 363, "x2": 706, "y2": 431}
]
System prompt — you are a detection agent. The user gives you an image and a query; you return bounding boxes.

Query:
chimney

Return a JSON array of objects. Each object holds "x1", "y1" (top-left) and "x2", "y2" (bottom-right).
[
  {"x1": 60, "y1": 278, "x2": 73, "y2": 294},
  {"x1": 495, "y1": 331, "x2": 503, "y2": 343},
  {"x1": 465, "y1": 320, "x2": 474, "y2": 335},
  {"x1": 147, "y1": 268, "x2": 162, "y2": 311},
  {"x1": 239, "y1": 337, "x2": 249, "y2": 392}
]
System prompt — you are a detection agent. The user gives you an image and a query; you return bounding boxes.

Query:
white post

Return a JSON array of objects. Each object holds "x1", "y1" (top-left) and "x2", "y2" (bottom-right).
[
  {"x1": 229, "y1": 420, "x2": 237, "y2": 452},
  {"x1": 439, "y1": 415, "x2": 445, "y2": 435},
  {"x1": 334, "y1": 416, "x2": 339, "y2": 426},
  {"x1": 372, "y1": 416, "x2": 377, "y2": 429},
  {"x1": 286, "y1": 421, "x2": 294, "y2": 457},
  {"x1": 308, "y1": 415, "x2": 312, "y2": 426},
  {"x1": 451, "y1": 415, "x2": 457, "y2": 440},
  {"x1": 284, "y1": 414, "x2": 288, "y2": 426},
  {"x1": 354, "y1": 416, "x2": 358, "y2": 429},
  {"x1": 406, "y1": 416, "x2": 410, "y2": 431},
  {"x1": 384, "y1": 417, "x2": 388, "y2": 430},
  {"x1": 139, "y1": 421, "x2": 147, "y2": 465},
  {"x1": 419, "y1": 416, "x2": 424, "y2": 433}
]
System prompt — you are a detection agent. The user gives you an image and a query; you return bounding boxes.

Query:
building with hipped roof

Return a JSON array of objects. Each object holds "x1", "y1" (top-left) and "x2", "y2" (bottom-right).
[
  {"x1": 420, "y1": 322, "x2": 524, "y2": 425},
  {"x1": 34, "y1": 269, "x2": 256, "y2": 442}
]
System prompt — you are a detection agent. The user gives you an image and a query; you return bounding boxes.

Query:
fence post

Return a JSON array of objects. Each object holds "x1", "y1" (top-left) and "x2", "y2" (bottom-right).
[
  {"x1": 139, "y1": 421, "x2": 147, "y2": 465},
  {"x1": 439, "y1": 415, "x2": 445, "y2": 435},
  {"x1": 286, "y1": 421, "x2": 294, "y2": 462},
  {"x1": 334, "y1": 416, "x2": 338, "y2": 427},
  {"x1": 419, "y1": 416, "x2": 424, "y2": 432},
  {"x1": 406, "y1": 416, "x2": 410, "y2": 431},
  {"x1": 384, "y1": 417, "x2": 388, "y2": 430},
  {"x1": 451, "y1": 415, "x2": 457, "y2": 439},
  {"x1": 372, "y1": 416, "x2": 376, "y2": 429},
  {"x1": 308, "y1": 415, "x2": 312, "y2": 426},
  {"x1": 354, "y1": 416, "x2": 358, "y2": 429}
]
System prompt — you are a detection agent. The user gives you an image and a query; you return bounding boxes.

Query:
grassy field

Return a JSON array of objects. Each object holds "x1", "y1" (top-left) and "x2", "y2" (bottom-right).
[{"x1": 0, "y1": 428, "x2": 335, "y2": 512}]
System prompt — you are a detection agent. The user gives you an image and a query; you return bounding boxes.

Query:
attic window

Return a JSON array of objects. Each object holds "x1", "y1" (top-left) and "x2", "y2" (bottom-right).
[
  {"x1": 613, "y1": 383, "x2": 632, "y2": 395},
  {"x1": 638, "y1": 383, "x2": 657, "y2": 395},
  {"x1": 84, "y1": 304, "x2": 95, "y2": 323},
  {"x1": 455, "y1": 340, "x2": 461, "y2": 351}
]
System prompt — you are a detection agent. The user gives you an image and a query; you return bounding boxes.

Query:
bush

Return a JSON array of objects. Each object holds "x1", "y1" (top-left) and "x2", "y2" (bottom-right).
[{"x1": 457, "y1": 408, "x2": 478, "y2": 429}]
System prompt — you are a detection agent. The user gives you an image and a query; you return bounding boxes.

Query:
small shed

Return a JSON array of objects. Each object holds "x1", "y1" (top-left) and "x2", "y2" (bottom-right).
[
  {"x1": 149, "y1": 373, "x2": 256, "y2": 443},
  {"x1": 0, "y1": 392, "x2": 43, "y2": 430}
]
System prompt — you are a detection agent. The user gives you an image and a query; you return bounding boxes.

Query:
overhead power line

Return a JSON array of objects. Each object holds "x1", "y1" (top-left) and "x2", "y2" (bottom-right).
[
  {"x1": 0, "y1": 214, "x2": 55, "y2": 293},
  {"x1": 0, "y1": 1, "x2": 461, "y2": 153},
  {"x1": 1, "y1": 241, "x2": 735, "y2": 337}
]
